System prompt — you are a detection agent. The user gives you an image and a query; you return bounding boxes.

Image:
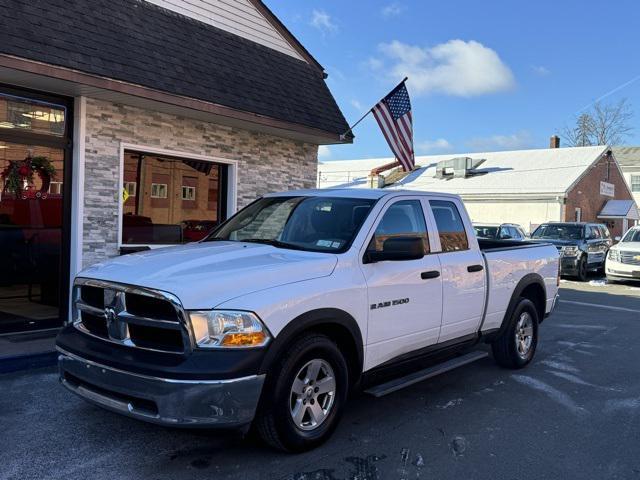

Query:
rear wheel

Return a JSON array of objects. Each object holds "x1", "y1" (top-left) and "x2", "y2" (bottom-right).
[
  {"x1": 492, "y1": 297, "x2": 539, "y2": 369},
  {"x1": 254, "y1": 334, "x2": 348, "y2": 452}
]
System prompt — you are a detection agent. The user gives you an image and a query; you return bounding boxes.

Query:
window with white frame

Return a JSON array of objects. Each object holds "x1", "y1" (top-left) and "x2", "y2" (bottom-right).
[
  {"x1": 124, "y1": 181, "x2": 137, "y2": 197},
  {"x1": 150, "y1": 183, "x2": 168, "y2": 198},
  {"x1": 575, "y1": 207, "x2": 582, "y2": 222},
  {"x1": 182, "y1": 185, "x2": 196, "y2": 200},
  {"x1": 631, "y1": 174, "x2": 640, "y2": 192},
  {"x1": 121, "y1": 150, "x2": 228, "y2": 245}
]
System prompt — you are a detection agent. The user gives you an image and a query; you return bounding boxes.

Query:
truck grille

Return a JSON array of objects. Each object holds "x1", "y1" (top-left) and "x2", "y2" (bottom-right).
[
  {"x1": 619, "y1": 251, "x2": 640, "y2": 266},
  {"x1": 73, "y1": 279, "x2": 189, "y2": 354}
]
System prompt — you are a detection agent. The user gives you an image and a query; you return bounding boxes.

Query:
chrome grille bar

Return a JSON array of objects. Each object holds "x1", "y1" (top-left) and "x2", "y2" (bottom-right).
[{"x1": 72, "y1": 278, "x2": 191, "y2": 354}]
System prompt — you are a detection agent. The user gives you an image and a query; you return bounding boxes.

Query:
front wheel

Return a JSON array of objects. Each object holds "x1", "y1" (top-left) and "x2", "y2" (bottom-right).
[
  {"x1": 492, "y1": 297, "x2": 539, "y2": 369},
  {"x1": 576, "y1": 256, "x2": 588, "y2": 281},
  {"x1": 254, "y1": 334, "x2": 348, "y2": 452}
]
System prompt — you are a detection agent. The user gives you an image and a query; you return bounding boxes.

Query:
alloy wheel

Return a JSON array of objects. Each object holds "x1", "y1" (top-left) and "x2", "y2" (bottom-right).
[
  {"x1": 289, "y1": 359, "x2": 336, "y2": 431},
  {"x1": 515, "y1": 312, "x2": 534, "y2": 358}
]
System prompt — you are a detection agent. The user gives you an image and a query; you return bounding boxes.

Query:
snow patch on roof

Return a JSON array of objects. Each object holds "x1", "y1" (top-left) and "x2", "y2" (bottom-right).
[{"x1": 319, "y1": 146, "x2": 609, "y2": 196}]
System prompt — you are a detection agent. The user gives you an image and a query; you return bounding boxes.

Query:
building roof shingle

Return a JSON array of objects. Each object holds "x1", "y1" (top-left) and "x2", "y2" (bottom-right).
[
  {"x1": 0, "y1": 0, "x2": 349, "y2": 136},
  {"x1": 612, "y1": 147, "x2": 640, "y2": 167}
]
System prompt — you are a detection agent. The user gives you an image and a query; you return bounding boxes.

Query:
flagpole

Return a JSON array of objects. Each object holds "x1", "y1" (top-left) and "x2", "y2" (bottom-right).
[{"x1": 339, "y1": 77, "x2": 408, "y2": 140}]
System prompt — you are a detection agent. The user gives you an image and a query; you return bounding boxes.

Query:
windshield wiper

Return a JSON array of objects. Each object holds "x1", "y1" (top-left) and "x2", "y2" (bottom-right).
[{"x1": 241, "y1": 238, "x2": 305, "y2": 251}]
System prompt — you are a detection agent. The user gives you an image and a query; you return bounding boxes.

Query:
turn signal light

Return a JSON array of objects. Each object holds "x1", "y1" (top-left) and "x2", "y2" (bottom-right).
[{"x1": 220, "y1": 332, "x2": 268, "y2": 347}]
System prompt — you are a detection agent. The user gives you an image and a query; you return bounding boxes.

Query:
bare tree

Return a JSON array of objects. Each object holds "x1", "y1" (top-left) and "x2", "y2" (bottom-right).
[
  {"x1": 560, "y1": 98, "x2": 634, "y2": 147},
  {"x1": 562, "y1": 113, "x2": 596, "y2": 147}
]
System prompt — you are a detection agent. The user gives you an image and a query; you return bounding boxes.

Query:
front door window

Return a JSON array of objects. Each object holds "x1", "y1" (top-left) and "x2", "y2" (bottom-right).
[{"x1": 0, "y1": 90, "x2": 71, "y2": 334}]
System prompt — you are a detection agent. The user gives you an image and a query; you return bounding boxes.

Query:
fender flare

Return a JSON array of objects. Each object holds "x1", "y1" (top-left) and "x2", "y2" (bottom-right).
[
  {"x1": 258, "y1": 308, "x2": 364, "y2": 378},
  {"x1": 494, "y1": 273, "x2": 547, "y2": 338}
]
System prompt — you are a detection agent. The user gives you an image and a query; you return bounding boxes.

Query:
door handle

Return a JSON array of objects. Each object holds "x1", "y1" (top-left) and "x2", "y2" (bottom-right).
[
  {"x1": 421, "y1": 270, "x2": 440, "y2": 280},
  {"x1": 467, "y1": 264, "x2": 484, "y2": 273}
]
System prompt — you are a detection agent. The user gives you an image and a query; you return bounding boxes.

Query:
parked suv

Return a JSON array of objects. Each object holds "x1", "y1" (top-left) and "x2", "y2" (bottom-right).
[
  {"x1": 531, "y1": 222, "x2": 612, "y2": 281},
  {"x1": 473, "y1": 223, "x2": 528, "y2": 241},
  {"x1": 606, "y1": 226, "x2": 640, "y2": 282}
]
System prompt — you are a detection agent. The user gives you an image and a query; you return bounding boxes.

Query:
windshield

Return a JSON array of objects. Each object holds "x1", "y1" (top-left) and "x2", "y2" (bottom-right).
[
  {"x1": 532, "y1": 224, "x2": 584, "y2": 240},
  {"x1": 621, "y1": 229, "x2": 640, "y2": 243},
  {"x1": 206, "y1": 196, "x2": 376, "y2": 253},
  {"x1": 474, "y1": 226, "x2": 499, "y2": 239}
]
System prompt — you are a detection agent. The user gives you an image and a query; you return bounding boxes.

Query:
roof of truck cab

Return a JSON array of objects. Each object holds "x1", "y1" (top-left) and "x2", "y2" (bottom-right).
[{"x1": 265, "y1": 188, "x2": 461, "y2": 200}]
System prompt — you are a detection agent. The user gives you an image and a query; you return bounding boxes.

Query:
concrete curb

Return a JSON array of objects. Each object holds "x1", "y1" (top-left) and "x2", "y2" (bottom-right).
[{"x1": 0, "y1": 351, "x2": 58, "y2": 374}]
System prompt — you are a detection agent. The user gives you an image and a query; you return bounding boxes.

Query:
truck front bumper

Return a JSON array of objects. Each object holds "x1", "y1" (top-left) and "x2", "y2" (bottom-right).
[{"x1": 58, "y1": 348, "x2": 265, "y2": 428}]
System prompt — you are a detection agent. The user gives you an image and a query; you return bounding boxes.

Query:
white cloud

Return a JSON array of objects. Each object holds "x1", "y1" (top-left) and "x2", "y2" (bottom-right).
[
  {"x1": 365, "y1": 57, "x2": 384, "y2": 71},
  {"x1": 376, "y1": 39, "x2": 515, "y2": 97},
  {"x1": 382, "y1": 3, "x2": 405, "y2": 17},
  {"x1": 350, "y1": 99, "x2": 364, "y2": 111},
  {"x1": 310, "y1": 10, "x2": 337, "y2": 33},
  {"x1": 465, "y1": 131, "x2": 532, "y2": 151},
  {"x1": 416, "y1": 138, "x2": 453, "y2": 154},
  {"x1": 531, "y1": 65, "x2": 550, "y2": 76},
  {"x1": 318, "y1": 145, "x2": 332, "y2": 160}
]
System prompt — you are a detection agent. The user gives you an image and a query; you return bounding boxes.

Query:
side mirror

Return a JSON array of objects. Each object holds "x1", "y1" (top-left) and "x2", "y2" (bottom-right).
[
  {"x1": 364, "y1": 236, "x2": 424, "y2": 263},
  {"x1": 614, "y1": 236, "x2": 621, "y2": 242}
]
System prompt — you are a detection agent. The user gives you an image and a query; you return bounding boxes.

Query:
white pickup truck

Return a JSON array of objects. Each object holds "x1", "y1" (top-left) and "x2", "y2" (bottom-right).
[{"x1": 56, "y1": 189, "x2": 559, "y2": 452}]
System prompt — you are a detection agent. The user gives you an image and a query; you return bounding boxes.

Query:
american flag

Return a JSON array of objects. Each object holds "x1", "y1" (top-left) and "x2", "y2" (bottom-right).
[{"x1": 372, "y1": 81, "x2": 414, "y2": 172}]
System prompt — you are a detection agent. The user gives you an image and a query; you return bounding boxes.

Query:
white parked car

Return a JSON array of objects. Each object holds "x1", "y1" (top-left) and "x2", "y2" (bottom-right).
[
  {"x1": 606, "y1": 226, "x2": 640, "y2": 282},
  {"x1": 56, "y1": 189, "x2": 560, "y2": 452}
]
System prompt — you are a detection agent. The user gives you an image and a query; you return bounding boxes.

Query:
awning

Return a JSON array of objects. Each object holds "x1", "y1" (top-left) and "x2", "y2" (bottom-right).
[{"x1": 597, "y1": 200, "x2": 640, "y2": 220}]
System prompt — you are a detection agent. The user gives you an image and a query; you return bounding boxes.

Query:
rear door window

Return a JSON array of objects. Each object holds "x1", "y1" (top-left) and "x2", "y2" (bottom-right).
[{"x1": 429, "y1": 200, "x2": 469, "y2": 252}]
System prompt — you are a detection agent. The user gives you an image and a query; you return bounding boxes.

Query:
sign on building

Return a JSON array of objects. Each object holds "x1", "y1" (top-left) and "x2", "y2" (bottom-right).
[{"x1": 600, "y1": 181, "x2": 615, "y2": 197}]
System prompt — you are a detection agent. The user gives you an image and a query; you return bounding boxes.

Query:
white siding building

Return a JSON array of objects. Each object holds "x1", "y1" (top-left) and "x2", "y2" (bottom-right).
[
  {"x1": 319, "y1": 146, "x2": 637, "y2": 235},
  {"x1": 612, "y1": 147, "x2": 640, "y2": 207}
]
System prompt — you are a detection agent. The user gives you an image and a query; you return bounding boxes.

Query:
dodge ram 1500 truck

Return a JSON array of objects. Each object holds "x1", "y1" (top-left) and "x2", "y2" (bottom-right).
[{"x1": 56, "y1": 189, "x2": 560, "y2": 452}]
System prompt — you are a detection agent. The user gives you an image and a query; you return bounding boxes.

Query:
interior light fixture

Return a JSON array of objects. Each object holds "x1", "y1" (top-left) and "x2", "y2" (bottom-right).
[
  {"x1": 21, "y1": 110, "x2": 64, "y2": 123},
  {"x1": 0, "y1": 121, "x2": 15, "y2": 129}
]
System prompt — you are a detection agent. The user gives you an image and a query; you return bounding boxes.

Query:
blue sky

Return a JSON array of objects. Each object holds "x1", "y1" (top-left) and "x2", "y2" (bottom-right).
[{"x1": 266, "y1": 0, "x2": 640, "y2": 161}]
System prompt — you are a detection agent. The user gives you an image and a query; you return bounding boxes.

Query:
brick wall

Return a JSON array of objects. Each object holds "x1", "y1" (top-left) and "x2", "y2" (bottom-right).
[
  {"x1": 82, "y1": 98, "x2": 318, "y2": 267},
  {"x1": 564, "y1": 154, "x2": 633, "y2": 238}
]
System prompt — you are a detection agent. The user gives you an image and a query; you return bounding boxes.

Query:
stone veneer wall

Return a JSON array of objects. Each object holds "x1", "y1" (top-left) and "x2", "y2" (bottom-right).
[{"x1": 82, "y1": 98, "x2": 318, "y2": 267}]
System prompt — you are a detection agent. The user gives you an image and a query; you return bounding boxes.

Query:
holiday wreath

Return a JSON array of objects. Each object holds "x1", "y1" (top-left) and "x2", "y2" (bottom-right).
[{"x1": 1, "y1": 156, "x2": 56, "y2": 199}]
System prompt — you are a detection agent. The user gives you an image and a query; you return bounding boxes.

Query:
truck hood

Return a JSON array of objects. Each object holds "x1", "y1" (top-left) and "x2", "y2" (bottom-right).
[
  {"x1": 614, "y1": 242, "x2": 640, "y2": 252},
  {"x1": 78, "y1": 241, "x2": 338, "y2": 309}
]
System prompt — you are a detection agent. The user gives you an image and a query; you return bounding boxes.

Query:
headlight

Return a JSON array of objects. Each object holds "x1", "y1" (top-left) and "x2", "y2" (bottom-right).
[
  {"x1": 608, "y1": 249, "x2": 621, "y2": 262},
  {"x1": 188, "y1": 310, "x2": 270, "y2": 348},
  {"x1": 562, "y1": 246, "x2": 579, "y2": 257}
]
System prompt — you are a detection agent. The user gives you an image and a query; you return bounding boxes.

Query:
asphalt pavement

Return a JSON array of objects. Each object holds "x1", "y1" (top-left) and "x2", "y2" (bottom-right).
[{"x1": 1, "y1": 279, "x2": 639, "y2": 480}]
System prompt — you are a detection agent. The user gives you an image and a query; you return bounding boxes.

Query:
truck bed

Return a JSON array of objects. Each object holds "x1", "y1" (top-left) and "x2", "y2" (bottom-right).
[
  {"x1": 478, "y1": 238, "x2": 559, "y2": 334},
  {"x1": 477, "y1": 238, "x2": 549, "y2": 251}
]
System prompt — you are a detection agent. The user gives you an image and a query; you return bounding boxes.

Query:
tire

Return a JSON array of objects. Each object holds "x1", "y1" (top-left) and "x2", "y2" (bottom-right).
[
  {"x1": 576, "y1": 256, "x2": 588, "y2": 281},
  {"x1": 491, "y1": 297, "x2": 539, "y2": 369},
  {"x1": 254, "y1": 333, "x2": 348, "y2": 452}
]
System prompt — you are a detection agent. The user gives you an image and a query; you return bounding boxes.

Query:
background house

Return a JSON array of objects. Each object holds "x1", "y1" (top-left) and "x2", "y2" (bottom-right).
[
  {"x1": 0, "y1": 0, "x2": 349, "y2": 356},
  {"x1": 612, "y1": 147, "x2": 640, "y2": 208},
  {"x1": 319, "y1": 145, "x2": 638, "y2": 237}
]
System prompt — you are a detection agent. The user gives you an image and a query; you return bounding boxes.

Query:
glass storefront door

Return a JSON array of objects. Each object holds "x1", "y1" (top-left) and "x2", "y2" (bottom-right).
[{"x1": 0, "y1": 88, "x2": 72, "y2": 334}]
